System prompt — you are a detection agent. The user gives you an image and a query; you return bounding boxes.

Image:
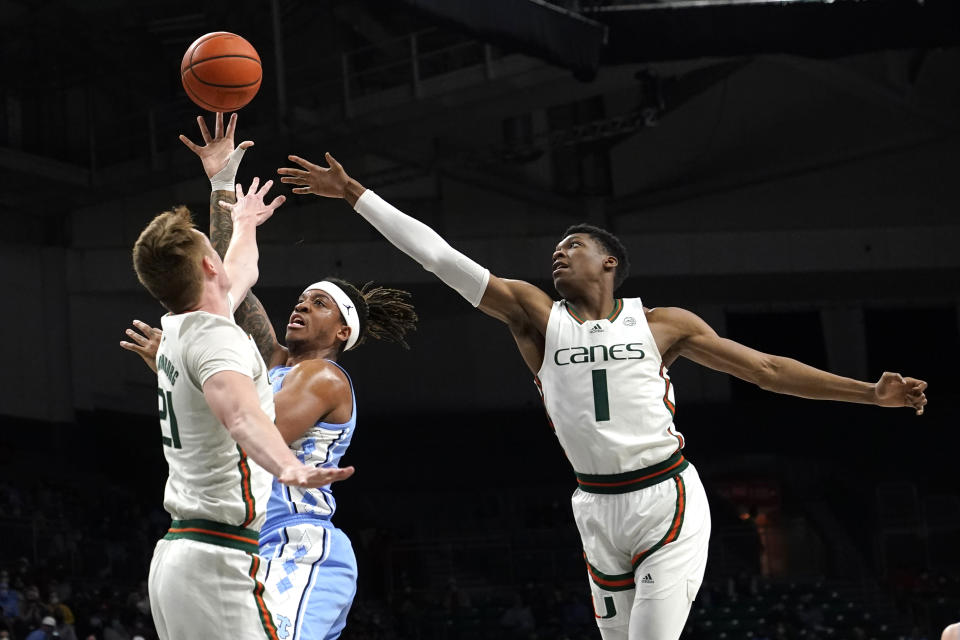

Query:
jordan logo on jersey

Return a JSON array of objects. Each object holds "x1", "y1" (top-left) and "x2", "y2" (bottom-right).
[{"x1": 589, "y1": 323, "x2": 604, "y2": 334}]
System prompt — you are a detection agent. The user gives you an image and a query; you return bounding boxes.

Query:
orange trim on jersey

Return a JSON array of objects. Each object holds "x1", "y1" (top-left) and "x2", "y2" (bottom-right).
[
  {"x1": 167, "y1": 527, "x2": 256, "y2": 545},
  {"x1": 248, "y1": 554, "x2": 280, "y2": 640},
  {"x1": 607, "y1": 298, "x2": 623, "y2": 322},
  {"x1": 564, "y1": 301, "x2": 586, "y2": 324},
  {"x1": 632, "y1": 475, "x2": 686, "y2": 569},
  {"x1": 659, "y1": 364, "x2": 677, "y2": 417},
  {"x1": 236, "y1": 445, "x2": 255, "y2": 527},
  {"x1": 533, "y1": 376, "x2": 556, "y2": 432},
  {"x1": 577, "y1": 456, "x2": 686, "y2": 489},
  {"x1": 583, "y1": 553, "x2": 635, "y2": 591}
]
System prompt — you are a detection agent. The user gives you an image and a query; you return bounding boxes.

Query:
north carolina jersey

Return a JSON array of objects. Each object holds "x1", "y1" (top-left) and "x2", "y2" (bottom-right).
[
  {"x1": 156, "y1": 310, "x2": 274, "y2": 529},
  {"x1": 263, "y1": 361, "x2": 356, "y2": 530},
  {"x1": 535, "y1": 298, "x2": 685, "y2": 476}
]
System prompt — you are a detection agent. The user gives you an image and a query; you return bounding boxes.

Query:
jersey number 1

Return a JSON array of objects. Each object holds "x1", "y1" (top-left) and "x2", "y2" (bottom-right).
[
  {"x1": 592, "y1": 369, "x2": 610, "y2": 422},
  {"x1": 158, "y1": 388, "x2": 182, "y2": 449}
]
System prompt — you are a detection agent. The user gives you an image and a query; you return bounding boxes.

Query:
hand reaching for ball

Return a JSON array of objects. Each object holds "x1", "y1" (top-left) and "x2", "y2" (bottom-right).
[{"x1": 179, "y1": 112, "x2": 253, "y2": 180}]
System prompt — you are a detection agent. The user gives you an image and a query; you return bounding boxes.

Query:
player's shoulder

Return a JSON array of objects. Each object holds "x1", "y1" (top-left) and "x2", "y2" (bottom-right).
[
  {"x1": 178, "y1": 310, "x2": 241, "y2": 337},
  {"x1": 645, "y1": 306, "x2": 705, "y2": 329},
  {"x1": 285, "y1": 358, "x2": 350, "y2": 390}
]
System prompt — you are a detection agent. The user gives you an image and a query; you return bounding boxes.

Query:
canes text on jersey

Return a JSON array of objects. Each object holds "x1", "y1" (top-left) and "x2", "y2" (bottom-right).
[{"x1": 553, "y1": 343, "x2": 645, "y2": 366}]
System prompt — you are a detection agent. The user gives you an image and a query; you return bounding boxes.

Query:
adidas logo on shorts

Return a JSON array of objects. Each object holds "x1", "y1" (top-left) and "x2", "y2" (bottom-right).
[
  {"x1": 640, "y1": 573, "x2": 654, "y2": 584},
  {"x1": 589, "y1": 323, "x2": 604, "y2": 334}
]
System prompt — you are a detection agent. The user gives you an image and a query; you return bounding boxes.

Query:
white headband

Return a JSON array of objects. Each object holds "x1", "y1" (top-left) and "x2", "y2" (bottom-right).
[{"x1": 302, "y1": 281, "x2": 361, "y2": 351}]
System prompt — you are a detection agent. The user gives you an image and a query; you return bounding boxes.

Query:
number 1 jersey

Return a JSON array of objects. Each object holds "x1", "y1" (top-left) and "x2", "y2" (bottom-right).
[
  {"x1": 156, "y1": 310, "x2": 274, "y2": 529},
  {"x1": 535, "y1": 298, "x2": 685, "y2": 476}
]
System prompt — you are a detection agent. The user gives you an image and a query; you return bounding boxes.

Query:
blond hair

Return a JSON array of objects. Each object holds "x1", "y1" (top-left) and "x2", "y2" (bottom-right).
[{"x1": 132, "y1": 206, "x2": 208, "y2": 313}]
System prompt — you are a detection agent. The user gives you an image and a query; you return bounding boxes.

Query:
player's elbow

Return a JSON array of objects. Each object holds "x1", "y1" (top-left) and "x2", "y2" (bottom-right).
[{"x1": 754, "y1": 356, "x2": 783, "y2": 392}]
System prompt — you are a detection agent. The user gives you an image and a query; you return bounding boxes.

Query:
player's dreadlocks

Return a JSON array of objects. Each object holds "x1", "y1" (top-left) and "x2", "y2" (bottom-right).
[{"x1": 324, "y1": 277, "x2": 418, "y2": 351}]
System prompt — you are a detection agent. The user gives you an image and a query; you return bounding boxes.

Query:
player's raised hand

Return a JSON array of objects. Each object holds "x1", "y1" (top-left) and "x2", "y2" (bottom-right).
[
  {"x1": 178, "y1": 112, "x2": 253, "y2": 180},
  {"x1": 278, "y1": 464, "x2": 355, "y2": 489},
  {"x1": 874, "y1": 372, "x2": 928, "y2": 415},
  {"x1": 218, "y1": 177, "x2": 285, "y2": 227},
  {"x1": 277, "y1": 153, "x2": 350, "y2": 198},
  {"x1": 120, "y1": 319, "x2": 162, "y2": 372}
]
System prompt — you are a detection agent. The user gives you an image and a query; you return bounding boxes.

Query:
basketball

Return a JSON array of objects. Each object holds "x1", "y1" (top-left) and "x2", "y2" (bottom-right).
[{"x1": 181, "y1": 32, "x2": 261, "y2": 112}]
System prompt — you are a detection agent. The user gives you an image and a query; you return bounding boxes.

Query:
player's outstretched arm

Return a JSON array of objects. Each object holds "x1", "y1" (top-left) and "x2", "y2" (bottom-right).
[
  {"x1": 218, "y1": 177, "x2": 285, "y2": 312},
  {"x1": 657, "y1": 307, "x2": 928, "y2": 414},
  {"x1": 203, "y1": 370, "x2": 355, "y2": 488},
  {"x1": 180, "y1": 113, "x2": 287, "y2": 369},
  {"x1": 277, "y1": 154, "x2": 554, "y2": 340},
  {"x1": 120, "y1": 320, "x2": 162, "y2": 373}
]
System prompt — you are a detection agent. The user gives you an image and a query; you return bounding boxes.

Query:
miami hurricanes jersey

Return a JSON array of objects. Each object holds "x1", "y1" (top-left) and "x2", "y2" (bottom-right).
[
  {"x1": 263, "y1": 361, "x2": 356, "y2": 530},
  {"x1": 535, "y1": 298, "x2": 685, "y2": 476},
  {"x1": 156, "y1": 310, "x2": 274, "y2": 529}
]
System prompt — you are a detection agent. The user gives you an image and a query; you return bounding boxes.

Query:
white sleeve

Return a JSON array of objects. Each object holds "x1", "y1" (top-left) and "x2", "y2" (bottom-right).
[
  {"x1": 354, "y1": 190, "x2": 490, "y2": 307},
  {"x1": 181, "y1": 315, "x2": 255, "y2": 388}
]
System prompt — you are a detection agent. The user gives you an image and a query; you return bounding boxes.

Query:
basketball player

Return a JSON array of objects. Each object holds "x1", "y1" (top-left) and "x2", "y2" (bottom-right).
[
  {"x1": 124, "y1": 113, "x2": 417, "y2": 640},
  {"x1": 132, "y1": 174, "x2": 355, "y2": 640},
  {"x1": 275, "y1": 152, "x2": 928, "y2": 640}
]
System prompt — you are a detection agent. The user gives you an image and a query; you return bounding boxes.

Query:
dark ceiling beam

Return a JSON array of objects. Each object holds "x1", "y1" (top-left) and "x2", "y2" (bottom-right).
[
  {"x1": 584, "y1": 0, "x2": 960, "y2": 63},
  {"x1": 394, "y1": 0, "x2": 608, "y2": 80}
]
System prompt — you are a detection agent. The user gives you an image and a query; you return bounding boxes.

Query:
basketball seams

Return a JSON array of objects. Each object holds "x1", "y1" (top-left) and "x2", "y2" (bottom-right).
[
  {"x1": 187, "y1": 57, "x2": 262, "y2": 88},
  {"x1": 180, "y1": 31, "x2": 261, "y2": 111}
]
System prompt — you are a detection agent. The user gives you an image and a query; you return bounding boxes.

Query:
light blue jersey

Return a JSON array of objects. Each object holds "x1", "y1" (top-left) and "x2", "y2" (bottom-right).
[
  {"x1": 261, "y1": 361, "x2": 358, "y2": 640},
  {"x1": 264, "y1": 362, "x2": 356, "y2": 530}
]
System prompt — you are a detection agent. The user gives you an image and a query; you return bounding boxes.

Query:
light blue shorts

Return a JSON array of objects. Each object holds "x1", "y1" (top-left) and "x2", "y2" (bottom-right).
[{"x1": 260, "y1": 521, "x2": 357, "y2": 640}]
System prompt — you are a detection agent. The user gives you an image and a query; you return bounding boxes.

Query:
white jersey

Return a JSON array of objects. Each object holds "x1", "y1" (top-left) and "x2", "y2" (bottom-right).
[
  {"x1": 156, "y1": 310, "x2": 274, "y2": 530},
  {"x1": 535, "y1": 298, "x2": 686, "y2": 479}
]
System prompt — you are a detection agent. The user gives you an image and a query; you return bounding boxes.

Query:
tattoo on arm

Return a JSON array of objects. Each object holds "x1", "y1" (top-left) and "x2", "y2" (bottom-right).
[
  {"x1": 236, "y1": 291, "x2": 284, "y2": 366},
  {"x1": 208, "y1": 189, "x2": 284, "y2": 364},
  {"x1": 209, "y1": 189, "x2": 235, "y2": 258}
]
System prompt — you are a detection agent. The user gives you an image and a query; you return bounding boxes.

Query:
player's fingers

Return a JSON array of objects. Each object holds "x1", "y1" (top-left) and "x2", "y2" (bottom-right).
[
  {"x1": 235, "y1": 181, "x2": 246, "y2": 199},
  {"x1": 279, "y1": 176, "x2": 308, "y2": 186},
  {"x1": 125, "y1": 328, "x2": 148, "y2": 344},
  {"x1": 133, "y1": 319, "x2": 153, "y2": 331},
  {"x1": 292, "y1": 187, "x2": 312, "y2": 194},
  {"x1": 256, "y1": 179, "x2": 274, "y2": 196},
  {"x1": 238, "y1": 140, "x2": 254, "y2": 150},
  {"x1": 325, "y1": 152, "x2": 344, "y2": 172},
  {"x1": 225, "y1": 112, "x2": 237, "y2": 139},
  {"x1": 288, "y1": 155, "x2": 318, "y2": 170},
  {"x1": 197, "y1": 115, "x2": 212, "y2": 142},
  {"x1": 119, "y1": 341, "x2": 137, "y2": 352},
  {"x1": 214, "y1": 111, "x2": 224, "y2": 138},
  {"x1": 217, "y1": 200, "x2": 235, "y2": 210},
  {"x1": 277, "y1": 167, "x2": 308, "y2": 177},
  {"x1": 265, "y1": 194, "x2": 286, "y2": 211},
  {"x1": 178, "y1": 134, "x2": 201, "y2": 153}
]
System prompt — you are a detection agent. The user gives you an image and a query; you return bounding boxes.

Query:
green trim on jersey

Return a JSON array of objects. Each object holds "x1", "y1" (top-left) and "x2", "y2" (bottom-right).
[
  {"x1": 236, "y1": 445, "x2": 256, "y2": 527},
  {"x1": 632, "y1": 475, "x2": 686, "y2": 570},
  {"x1": 584, "y1": 554, "x2": 635, "y2": 592},
  {"x1": 607, "y1": 298, "x2": 624, "y2": 322},
  {"x1": 563, "y1": 299, "x2": 623, "y2": 324},
  {"x1": 564, "y1": 301, "x2": 586, "y2": 324},
  {"x1": 164, "y1": 518, "x2": 259, "y2": 553},
  {"x1": 574, "y1": 451, "x2": 688, "y2": 494},
  {"x1": 248, "y1": 554, "x2": 280, "y2": 640}
]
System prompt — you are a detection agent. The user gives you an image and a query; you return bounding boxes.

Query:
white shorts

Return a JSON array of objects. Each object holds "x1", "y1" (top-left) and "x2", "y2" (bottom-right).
[
  {"x1": 149, "y1": 533, "x2": 278, "y2": 640},
  {"x1": 572, "y1": 462, "x2": 711, "y2": 630}
]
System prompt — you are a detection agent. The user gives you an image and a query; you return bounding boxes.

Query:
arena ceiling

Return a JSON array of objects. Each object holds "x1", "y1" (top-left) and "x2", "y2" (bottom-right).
[{"x1": 1, "y1": 0, "x2": 958, "y2": 241}]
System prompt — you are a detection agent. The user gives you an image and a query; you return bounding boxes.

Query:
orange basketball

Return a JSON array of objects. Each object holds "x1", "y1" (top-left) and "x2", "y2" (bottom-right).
[{"x1": 181, "y1": 32, "x2": 261, "y2": 112}]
